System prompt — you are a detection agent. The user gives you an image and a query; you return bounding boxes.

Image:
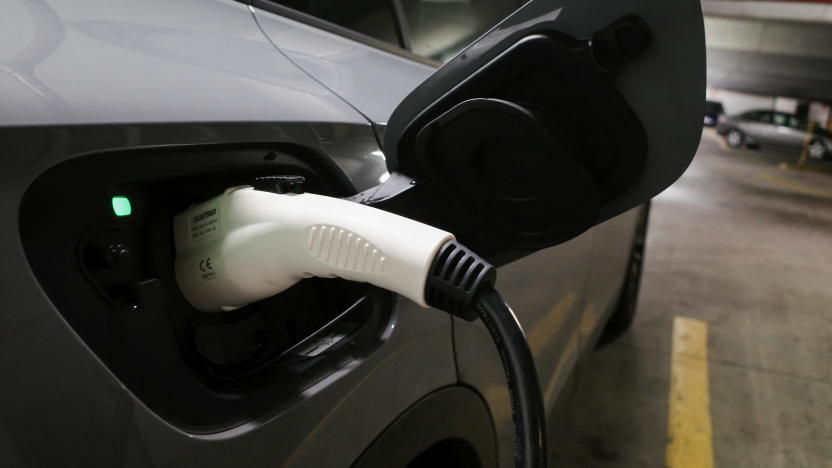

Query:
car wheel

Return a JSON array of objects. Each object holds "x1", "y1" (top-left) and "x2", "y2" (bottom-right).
[
  {"x1": 725, "y1": 128, "x2": 744, "y2": 149},
  {"x1": 596, "y1": 202, "x2": 649, "y2": 348},
  {"x1": 808, "y1": 140, "x2": 827, "y2": 160}
]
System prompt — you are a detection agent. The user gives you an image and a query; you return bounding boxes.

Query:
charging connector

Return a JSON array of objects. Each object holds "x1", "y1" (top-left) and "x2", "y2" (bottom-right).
[
  {"x1": 173, "y1": 184, "x2": 546, "y2": 468},
  {"x1": 174, "y1": 185, "x2": 453, "y2": 312}
]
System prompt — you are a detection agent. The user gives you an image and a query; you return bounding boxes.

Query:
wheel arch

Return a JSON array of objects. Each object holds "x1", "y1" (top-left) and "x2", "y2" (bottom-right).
[{"x1": 350, "y1": 386, "x2": 498, "y2": 468}]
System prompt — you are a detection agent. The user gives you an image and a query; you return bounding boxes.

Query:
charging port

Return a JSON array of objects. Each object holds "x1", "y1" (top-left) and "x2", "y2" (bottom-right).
[{"x1": 20, "y1": 144, "x2": 396, "y2": 430}]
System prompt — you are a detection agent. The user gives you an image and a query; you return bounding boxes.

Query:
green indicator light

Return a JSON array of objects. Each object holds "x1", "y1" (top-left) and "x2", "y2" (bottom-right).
[{"x1": 111, "y1": 196, "x2": 132, "y2": 217}]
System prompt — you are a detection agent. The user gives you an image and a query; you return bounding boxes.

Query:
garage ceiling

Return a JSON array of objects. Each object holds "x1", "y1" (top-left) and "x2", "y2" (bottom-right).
[{"x1": 702, "y1": 1, "x2": 832, "y2": 101}]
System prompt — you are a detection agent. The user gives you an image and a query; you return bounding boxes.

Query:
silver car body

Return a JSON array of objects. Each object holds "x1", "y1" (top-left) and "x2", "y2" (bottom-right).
[
  {"x1": 1, "y1": 0, "x2": 641, "y2": 467},
  {"x1": 717, "y1": 110, "x2": 832, "y2": 157}
]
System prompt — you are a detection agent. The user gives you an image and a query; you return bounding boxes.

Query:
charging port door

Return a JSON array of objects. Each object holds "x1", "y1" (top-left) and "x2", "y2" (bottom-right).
[{"x1": 381, "y1": 0, "x2": 704, "y2": 259}]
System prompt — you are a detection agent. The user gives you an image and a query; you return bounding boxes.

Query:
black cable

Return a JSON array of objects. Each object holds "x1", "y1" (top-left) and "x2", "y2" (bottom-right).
[
  {"x1": 475, "y1": 285, "x2": 547, "y2": 468},
  {"x1": 425, "y1": 240, "x2": 547, "y2": 468}
]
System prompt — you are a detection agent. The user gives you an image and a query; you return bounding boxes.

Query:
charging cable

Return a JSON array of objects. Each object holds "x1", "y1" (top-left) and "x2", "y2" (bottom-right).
[
  {"x1": 174, "y1": 182, "x2": 546, "y2": 468},
  {"x1": 425, "y1": 240, "x2": 546, "y2": 468}
]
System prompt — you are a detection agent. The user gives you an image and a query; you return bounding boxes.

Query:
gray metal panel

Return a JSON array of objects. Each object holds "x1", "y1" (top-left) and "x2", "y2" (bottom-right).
[
  {"x1": 0, "y1": 0, "x2": 367, "y2": 127},
  {"x1": 251, "y1": 4, "x2": 437, "y2": 124},
  {"x1": 582, "y1": 208, "x2": 642, "y2": 344},
  {"x1": 0, "y1": 0, "x2": 397, "y2": 190},
  {"x1": 774, "y1": 125, "x2": 806, "y2": 148}
]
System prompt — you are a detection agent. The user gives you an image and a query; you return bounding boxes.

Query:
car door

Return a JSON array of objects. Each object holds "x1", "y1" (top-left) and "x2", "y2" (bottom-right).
[
  {"x1": 741, "y1": 110, "x2": 774, "y2": 143},
  {"x1": 773, "y1": 112, "x2": 807, "y2": 150},
  {"x1": 581, "y1": 207, "x2": 642, "y2": 345}
]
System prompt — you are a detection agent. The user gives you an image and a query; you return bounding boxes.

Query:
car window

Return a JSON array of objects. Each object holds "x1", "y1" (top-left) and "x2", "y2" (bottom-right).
[
  {"x1": 741, "y1": 110, "x2": 760, "y2": 121},
  {"x1": 772, "y1": 112, "x2": 788, "y2": 127},
  {"x1": 401, "y1": 0, "x2": 519, "y2": 63},
  {"x1": 271, "y1": 0, "x2": 400, "y2": 46},
  {"x1": 758, "y1": 111, "x2": 773, "y2": 124}
]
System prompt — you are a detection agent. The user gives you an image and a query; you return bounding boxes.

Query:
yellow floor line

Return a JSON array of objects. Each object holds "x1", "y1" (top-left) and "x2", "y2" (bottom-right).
[
  {"x1": 666, "y1": 317, "x2": 714, "y2": 468},
  {"x1": 778, "y1": 162, "x2": 832, "y2": 176},
  {"x1": 758, "y1": 172, "x2": 832, "y2": 199}
]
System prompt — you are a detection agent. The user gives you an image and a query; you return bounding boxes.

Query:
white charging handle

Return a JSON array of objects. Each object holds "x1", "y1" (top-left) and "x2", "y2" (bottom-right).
[{"x1": 173, "y1": 186, "x2": 454, "y2": 312}]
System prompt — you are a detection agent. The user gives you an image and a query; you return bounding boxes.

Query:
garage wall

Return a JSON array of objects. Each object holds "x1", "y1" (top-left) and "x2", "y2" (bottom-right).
[
  {"x1": 703, "y1": 15, "x2": 832, "y2": 102},
  {"x1": 706, "y1": 87, "x2": 775, "y2": 115},
  {"x1": 706, "y1": 87, "x2": 831, "y2": 128}
]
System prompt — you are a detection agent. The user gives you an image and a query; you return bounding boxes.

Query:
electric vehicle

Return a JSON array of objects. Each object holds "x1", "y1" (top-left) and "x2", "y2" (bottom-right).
[{"x1": 0, "y1": 0, "x2": 704, "y2": 466}]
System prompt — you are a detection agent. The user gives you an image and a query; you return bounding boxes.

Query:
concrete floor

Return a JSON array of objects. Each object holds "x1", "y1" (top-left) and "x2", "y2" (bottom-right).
[{"x1": 550, "y1": 129, "x2": 832, "y2": 467}]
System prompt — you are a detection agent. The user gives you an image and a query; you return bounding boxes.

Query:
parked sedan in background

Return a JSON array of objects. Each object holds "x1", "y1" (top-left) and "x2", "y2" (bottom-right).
[{"x1": 717, "y1": 110, "x2": 832, "y2": 160}]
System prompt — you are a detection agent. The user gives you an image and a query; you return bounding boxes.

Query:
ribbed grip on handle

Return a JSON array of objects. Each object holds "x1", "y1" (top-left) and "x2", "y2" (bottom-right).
[{"x1": 425, "y1": 240, "x2": 496, "y2": 321}]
